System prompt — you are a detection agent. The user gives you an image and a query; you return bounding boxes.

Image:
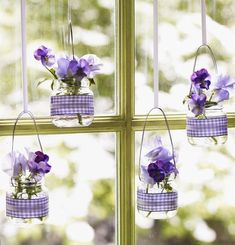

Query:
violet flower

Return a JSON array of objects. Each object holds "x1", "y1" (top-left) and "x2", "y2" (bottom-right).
[
  {"x1": 145, "y1": 136, "x2": 173, "y2": 162},
  {"x1": 34, "y1": 45, "x2": 55, "y2": 67},
  {"x1": 56, "y1": 57, "x2": 71, "y2": 78},
  {"x1": 142, "y1": 136, "x2": 178, "y2": 185},
  {"x1": 188, "y1": 93, "x2": 206, "y2": 116},
  {"x1": 80, "y1": 54, "x2": 103, "y2": 78},
  {"x1": 191, "y1": 68, "x2": 211, "y2": 90},
  {"x1": 3, "y1": 151, "x2": 28, "y2": 177},
  {"x1": 213, "y1": 75, "x2": 235, "y2": 103},
  {"x1": 56, "y1": 57, "x2": 89, "y2": 82},
  {"x1": 155, "y1": 160, "x2": 178, "y2": 176},
  {"x1": 28, "y1": 151, "x2": 51, "y2": 175},
  {"x1": 34, "y1": 151, "x2": 49, "y2": 164},
  {"x1": 75, "y1": 58, "x2": 90, "y2": 81},
  {"x1": 147, "y1": 163, "x2": 166, "y2": 183},
  {"x1": 141, "y1": 165, "x2": 156, "y2": 185},
  {"x1": 34, "y1": 46, "x2": 102, "y2": 87}
]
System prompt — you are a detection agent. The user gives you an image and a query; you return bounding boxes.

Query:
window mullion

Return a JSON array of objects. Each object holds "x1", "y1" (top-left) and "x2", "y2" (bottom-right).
[{"x1": 117, "y1": 0, "x2": 135, "y2": 244}]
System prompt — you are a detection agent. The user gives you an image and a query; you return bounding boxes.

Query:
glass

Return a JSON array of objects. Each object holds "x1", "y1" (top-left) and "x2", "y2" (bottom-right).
[
  {"x1": 6, "y1": 177, "x2": 48, "y2": 225},
  {"x1": 135, "y1": 0, "x2": 235, "y2": 115},
  {"x1": 137, "y1": 181, "x2": 177, "y2": 220},
  {"x1": 136, "y1": 129, "x2": 235, "y2": 245},
  {"x1": 51, "y1": 78, "x2": 94, "y2": 127},
  {"x1": 0, "y1": 0, "x2": 116, "y2": 118},
  {"x1": 0, "y1": 132, "x2": 116, "y2": 244},
  {"x1": 187, "y1": 105, "x2": 227, "y2": 146}
]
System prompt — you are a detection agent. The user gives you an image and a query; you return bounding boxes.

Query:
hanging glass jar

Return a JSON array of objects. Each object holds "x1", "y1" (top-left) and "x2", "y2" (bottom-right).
[
  {"x1": 50, "y1": 77, "x2": 94, "y2": 127},
  {"x1": 34, "y1": 22, "x2": 102, "y2": 128},
  {"x1": 6, "y1": 176, "x2": 48, "y2": 224},
  {"x1": 137, "y1": 178, "x2": 178, "y2": 220},
  {"x1": 137, "y1": 107, "x2": 178, "y2": 220},
  {"x1": 187, "y1": 104, "x2": 227, "y2": 146},
  {"x1": 184, "y1": 44, "x2": 232, "y2": 146},
  {"x1": 3, "y1": 111, "x2": 51, "y2": 224}
]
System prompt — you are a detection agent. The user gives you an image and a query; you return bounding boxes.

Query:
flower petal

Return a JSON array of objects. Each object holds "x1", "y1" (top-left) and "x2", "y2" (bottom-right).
[{"x1": 213, "y1": 89, "x2": 229, "y2": 103}]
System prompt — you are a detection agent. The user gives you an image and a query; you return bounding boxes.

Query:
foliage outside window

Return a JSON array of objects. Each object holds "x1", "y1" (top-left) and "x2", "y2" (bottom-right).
[{"x1": 1, "y1": 0, "x2": 235, "y2": 245}]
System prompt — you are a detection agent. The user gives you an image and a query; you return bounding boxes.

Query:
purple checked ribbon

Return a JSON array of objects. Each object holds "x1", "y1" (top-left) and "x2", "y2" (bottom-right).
[
  {"x1": 50, "y1": 95, "x2": 94, "y2": 116},
  {"x1": 187, "y1": 115, "x2": 227, "y2": 137},
  {"x1": 6, "y1": 195, "x2": 49, "y2": 219},
  {"x1": 137, "y1": 189, "x2": 178, "y2": 212}
]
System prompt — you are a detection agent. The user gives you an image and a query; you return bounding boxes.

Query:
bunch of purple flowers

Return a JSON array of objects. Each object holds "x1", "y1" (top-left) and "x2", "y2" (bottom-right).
[
  {"x1": 4, "y1": 149, "x2": 52, "y2": 199},
  {"x1": 184, "y1": 68, "x2": 235, "y2": 117},
  {"x1": 141, "y1": 137, "x2": 178, "y2": 192},
  {"x1": 34, "y1": 45, "x2": 102, "y2": 87}
]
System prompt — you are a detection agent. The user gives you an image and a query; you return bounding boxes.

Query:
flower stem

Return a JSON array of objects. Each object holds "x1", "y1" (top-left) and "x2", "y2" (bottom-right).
[
  {"x1": 44, "y1": 66, "x2": 58, "y2": 79},
  {"x1": 145, "y1": 184, "x2": 151, "y2": 218},
  {"x1": 201, "y1": 113, "x2": 218, "y2": 145}
]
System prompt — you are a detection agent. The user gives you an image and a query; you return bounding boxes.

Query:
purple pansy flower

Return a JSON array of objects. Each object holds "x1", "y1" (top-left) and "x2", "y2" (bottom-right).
[
  {"x1": 28, "y1": 151, "x2": 51, "y2": 176},
  {"x1": 81, "y1": 54, "x2": 103, "y2": 78},
  {"x1": 147, "y1": 163, "x2": 166, "y2": 183},
  {"x1": 56, "y1": 57, "x2": 89, "y2": 82},
  {"x1": 34, "y1": 45, "x2": 55, "y2": 67},
  {"x1": 154, "y1": 160, "x2": 178, "y2": 176},
  {"x1": 142, "y1": 136, "x2": 178, "y2": 185},
  {"x1": 213, "y1": 75, "x2": 235, "y2": 103},
  {"x1": 74, "y1": 58, "x2": 89, "y2": 81},
  {"x1": 3, "y1": 151, "x2": 28, "y2": 177},
  {"x1": 34, "y1": 46, "x2": 102, "y2": 86},
  {"x1": 35, "y1": 151, "x2": 49, "y2": 164},
  {"x1": 56, "y1": 57, "x2": 71, "y2": 78},
  {"x1": 191, "y1": 68, "x2": 211, "y2": 90},
  {"x1": 67, "y1": 59, "x2": 79, "y2": 77},
  {"x1": 188, "y1": 93, "x2": 206, "y2": 116},
  {"x1": 141, "y1": 165, "x2": 156, "y2": 185},
  {"x1": 145, "y1": 136, "x2": 173, "y2": 162}
]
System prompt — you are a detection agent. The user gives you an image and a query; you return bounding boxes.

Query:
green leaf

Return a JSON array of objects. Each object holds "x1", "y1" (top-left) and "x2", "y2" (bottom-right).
[
  {"x1": 49, "y1": 68, "x2": 57, "y2": 78},
  {"x1": 205, "y1": 101, "x2": 218, "y2": 108},
  {"x1": 51, "y1": 80, "x2": 55, "y2": 90},
  {"x1": 37, "y1": 78, "x2": 48, "y2": 87},
  {"x1": 89, "y1": 78, "x2": 95, "y2": 85},
  {"x1": 183, "y1": 95, "x2": 190, "y2": 104}
]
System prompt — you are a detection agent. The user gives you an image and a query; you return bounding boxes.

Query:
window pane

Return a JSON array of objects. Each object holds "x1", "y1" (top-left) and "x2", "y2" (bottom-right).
[
  {"x1": 135, "y1": 0, "x2": 235, "y2": 114},
  {"x1": 135, "y1": 129, "x2": 235, "y2": 244},
  {"x1": 0, "y1": 132, "x2": 116, "y2": 245},
  {"x1": 0, "y1": 0, "x2": 115, "y2": 118}
]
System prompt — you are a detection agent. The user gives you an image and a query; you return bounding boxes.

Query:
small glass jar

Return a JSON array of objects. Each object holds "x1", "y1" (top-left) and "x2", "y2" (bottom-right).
[
  {"x1": 137, "y1": 181, "x2": 178, "y2": 220},
  {"x1": 186, "y1": 105, "x2": 227, "y2": 146},
  {"x1": 6, "y1": 177, "x2": 48, "y2": 225},
  {"x1": 51, "y1": 77, "x2": 94, "y2": 127}
]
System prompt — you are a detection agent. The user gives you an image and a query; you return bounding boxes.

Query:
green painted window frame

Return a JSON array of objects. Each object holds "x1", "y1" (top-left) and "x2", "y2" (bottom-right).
[{"x1": 1, "y1": 1, "x2": 235, "y2": 244}]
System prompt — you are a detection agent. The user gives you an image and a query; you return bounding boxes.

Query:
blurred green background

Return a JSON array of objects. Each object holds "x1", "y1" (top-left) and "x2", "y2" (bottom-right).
[
  {"x1": 0, "y1": 0, "x2": 115, "y2": 118},
  {"x1": 135, "y1": 0, "x2": 235, "y2": 244}
]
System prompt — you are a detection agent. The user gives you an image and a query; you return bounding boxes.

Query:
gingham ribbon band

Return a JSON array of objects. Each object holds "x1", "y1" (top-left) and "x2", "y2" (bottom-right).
[
  {"x1": 137, "y1": 189, "x2": 178, "y2": 212},
  {"x1": 6, "y1": 195, "x2": 49, "y2": 219},
  {"x1": 186, "y1": 115, "x2": 227, "y2": 137},
  {"x1": 50, "y1": 95, "x2": 94, "y2": 116}
]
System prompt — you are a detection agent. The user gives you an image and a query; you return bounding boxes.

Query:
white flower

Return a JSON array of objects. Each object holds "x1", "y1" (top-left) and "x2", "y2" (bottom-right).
[{"x1": 2, "y1": 151, "x2": 28, "y2": 177}]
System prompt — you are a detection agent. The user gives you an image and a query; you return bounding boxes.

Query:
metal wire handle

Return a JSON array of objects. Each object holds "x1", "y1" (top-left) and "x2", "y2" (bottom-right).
[
  {"x1": 189, "y1": 44, "x2": 218, "y2": 95},
  {"x1": 11, "y1": 111, "x2": 43, "y2": 154},
  {"x1": 192, "y1": 44, "x2": 218, "y2": 73},
  {"x1": 138, "y1": 107, "x2": 176, "y2": 181},
  {"x1": 68, "y1": 21, "x2": 75, "y2": 59}
]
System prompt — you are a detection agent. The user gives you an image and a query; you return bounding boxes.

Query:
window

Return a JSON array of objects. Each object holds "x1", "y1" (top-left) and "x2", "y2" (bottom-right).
[{"x1": 0, "y1": 0, "x2": 235, "y2": 245}]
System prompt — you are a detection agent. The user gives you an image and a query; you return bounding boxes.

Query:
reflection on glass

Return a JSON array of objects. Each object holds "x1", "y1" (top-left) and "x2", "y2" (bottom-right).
[
  {"x1": 0, "y1": 133, "x2": 116, "y2": 245},
  {"x1": 0, "y1": 0, "x2": 115, "y2": 118},
  {"x1": 135, "y1": 0, "x2": 235, "y2": 114},
  {"x1": 136, "y1": 129, "x2": 235, "y2": 244}
]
